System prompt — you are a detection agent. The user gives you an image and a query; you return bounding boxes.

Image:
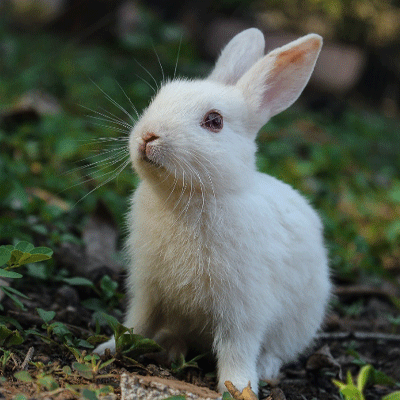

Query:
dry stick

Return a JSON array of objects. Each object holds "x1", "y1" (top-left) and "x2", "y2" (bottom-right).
[
  {"x1": 334, "y1": 285, "x2": 397, "y2": 299},
  {"x1": 318, "y1": 331, "x2": 400, "y2": 341},
  {"x1": 225, "y1": 381, "x2": 258, "y2": 400},
  {"x1": 20, "y1": 347, "x2": 34, "y2": 370}
]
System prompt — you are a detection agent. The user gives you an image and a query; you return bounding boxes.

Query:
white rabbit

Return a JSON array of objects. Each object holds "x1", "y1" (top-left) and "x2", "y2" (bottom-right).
[{"x1": 95, "y1": 28, "x2": 331, "y2": 394}]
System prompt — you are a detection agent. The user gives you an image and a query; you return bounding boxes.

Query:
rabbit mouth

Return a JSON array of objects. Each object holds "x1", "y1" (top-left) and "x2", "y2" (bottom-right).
[{"x1": 141, "y1": 154, "x2": 163, "y2": 168}]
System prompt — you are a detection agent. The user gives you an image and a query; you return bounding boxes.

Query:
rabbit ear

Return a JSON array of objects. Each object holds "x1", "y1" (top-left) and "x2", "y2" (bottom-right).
[
  {"x1": 208, "y1": 28, "x2": 265, "y2": 85},
  {"x1": 237, "y1": 34, "x2": 322, "y2": 129}
]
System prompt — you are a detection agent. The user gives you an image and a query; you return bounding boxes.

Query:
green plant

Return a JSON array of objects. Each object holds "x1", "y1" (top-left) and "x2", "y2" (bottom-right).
[
  {"x1": 81, "y1": 274, "x2": 124, "y2": 318},
  {"x1": 0, "y1": 241, "x2": 53, "y2": 310},
  {"x1": 95, "y1": 313, "x2": 162, "y2": 358},
  {"x1": 333, "y1": 364, "x2": 400, "y2": 400},
  {"x1": 0, "y1": 348, "x2": 13, "y2": 371},
  {"x1": 15, "y1": 369, "x2": 59, "y2": 393},
  {"x1": 171, "y1": 352, "x2": 207, "y2": 375},
  {"x1": 0, "y1": 324, "x2": 24, "y2": 347},
  {"x1": 333, "y1": 365, "x2": 373, "y2": 400},
  {"x1": 14, "y1": 361, "x2": 115, "y2": 399},
  {"x1": 72, "y1": 353, "x2": 114, "y2": 380},
  {"x1": 33, "y1": 307, "x2": 93, "y2": 349}
]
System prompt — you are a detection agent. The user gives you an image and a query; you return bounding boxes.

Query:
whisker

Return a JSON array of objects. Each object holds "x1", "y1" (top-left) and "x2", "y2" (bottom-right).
[
  {"x1": 152, "y1": 43, "x2": 165, "y2": 84},
  {"x1": 91, "y1": 115, "x2": 132, "y2": 131},
  {"x1": 88, "y1": 78, "x2": 136, "y2": 124},
  {"x1": 74, "y1": 156, "x2": 131, "y2": 205},
  {"x1": 77, "y1": 136, "x2": 129, "y2": 144},
  {"x1": 80, "y1": 104, "x2": 133, "y2": 129},
  {"x1": 174, "y1": 35, "x2": 183, "y2": 80},
  {"x1": 97, "y1": 105, "x2": 134, "y2": 128},
  {"x1": 134, "y1": 58, "x2": 159, "y2": 91},
  {"x1": 88, "y1": 120, "x2": 132, "y2": 135},
  {"x1": 114, "y1": 80, "x2": 140, "y2": 120},
  {"x1": 135, "y1": 73, "x2": 156, "y2": 93},
  {"x1": 63, "y1": 147, "x2": 129, "y2": 181}
]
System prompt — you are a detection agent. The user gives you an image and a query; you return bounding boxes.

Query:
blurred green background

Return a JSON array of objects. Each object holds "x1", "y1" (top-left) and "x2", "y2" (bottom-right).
[{"x1": 0, "y1": 0, "x2": 399, "y2": 285}]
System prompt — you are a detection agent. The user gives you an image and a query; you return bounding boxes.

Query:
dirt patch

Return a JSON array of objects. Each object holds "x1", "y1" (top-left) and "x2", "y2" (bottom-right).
[{"x1": 1, "y1": 277, "x2": 399, "y2": 399}]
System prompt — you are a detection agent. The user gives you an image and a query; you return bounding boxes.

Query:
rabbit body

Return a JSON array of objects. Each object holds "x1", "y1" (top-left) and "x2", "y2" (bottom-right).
[{"x1": 95, "y1": 29, "x2": 331, "y2": 393}]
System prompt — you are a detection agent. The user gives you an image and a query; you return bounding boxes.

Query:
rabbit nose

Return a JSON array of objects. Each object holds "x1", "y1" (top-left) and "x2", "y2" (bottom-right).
[{"x1": 138, "y1": 132, "x2": 159, "y2": 157}]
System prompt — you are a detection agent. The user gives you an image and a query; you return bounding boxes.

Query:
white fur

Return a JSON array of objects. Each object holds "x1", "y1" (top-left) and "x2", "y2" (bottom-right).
[{"x1": 95, "y1": 29, "x2": 331, "y2": 394}]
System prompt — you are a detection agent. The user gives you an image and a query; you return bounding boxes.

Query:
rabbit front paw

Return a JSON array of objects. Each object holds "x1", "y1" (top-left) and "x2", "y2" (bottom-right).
[{"x1": 94, "y1": 337, "x2": 116, "y2": 355}]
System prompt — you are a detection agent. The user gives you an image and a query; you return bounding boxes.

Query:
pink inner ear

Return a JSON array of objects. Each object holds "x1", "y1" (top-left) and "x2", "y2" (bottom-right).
[
  {"x1": 274, "y1": 37, "x2": 320, "y2": 68},
  {"x1": 261, "y1": 38, "x2": 321, "y2": 116}
]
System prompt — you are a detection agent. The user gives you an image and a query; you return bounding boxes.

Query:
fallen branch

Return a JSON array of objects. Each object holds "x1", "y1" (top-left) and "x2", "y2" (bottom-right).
[
  {"x1": 318, "y1": 331, "x2": 400, "y2": 342},
  {"x1": 20, "y1": 347, "x2": 34, "y2": 370},
  {"x1": 224, "y1": 381, "x2": 258, "y2": 400},
  {"x1": 334, "y1": 285, "x2": 398, "y2": 299}
]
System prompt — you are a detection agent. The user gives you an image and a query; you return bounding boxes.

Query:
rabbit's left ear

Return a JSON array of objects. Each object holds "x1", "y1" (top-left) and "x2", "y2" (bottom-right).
[
  {"x1": 237, "y1": 34, "x2": 322, "y2": 128},
  {"x1": 208, "y1": 28, "x2": 265, "y2": 85}
]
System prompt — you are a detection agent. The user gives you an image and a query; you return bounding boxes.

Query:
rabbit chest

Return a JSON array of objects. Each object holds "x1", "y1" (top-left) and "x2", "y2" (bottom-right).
[{"x1": 125, "y1": 181, "x2": 274, "y2": 323}]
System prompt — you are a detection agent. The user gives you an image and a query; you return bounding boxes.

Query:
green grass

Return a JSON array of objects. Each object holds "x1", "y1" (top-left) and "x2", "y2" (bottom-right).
[{"x1": 0, "y1": 12, "x2": 399, "y2": 283}]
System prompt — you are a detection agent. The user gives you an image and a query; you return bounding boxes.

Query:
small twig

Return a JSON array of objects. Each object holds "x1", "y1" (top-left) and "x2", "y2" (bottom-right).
[
  {"x1": 334, "y1": 285, "x2": 397, "y2": 299},
  {"x1": 353, "y1": 331, "x2": 400, "y2": 341},
  {"x1": 20, "y1": 346, "x2": 34, "y2": 370},
  {"x1": 225, "y1": 381, "x2": 258, "y2": 400},
  {"x1": 318, "y1": 331, "x2": 400, "y2": 342}
]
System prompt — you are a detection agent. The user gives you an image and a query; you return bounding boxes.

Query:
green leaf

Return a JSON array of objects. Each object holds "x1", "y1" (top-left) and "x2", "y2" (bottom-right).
[
  {"x1": 38, "y1": 375, "x2": 59, "y2": 391},
  {"x1": 2, "y1": 286, "x2": 30, "y2": 299},
  {"x1": 86, "y1": 334, "x2": 110, "y2": 345},
  {"x1": 82, "y1": 388, "x2": 99, "y2": 400},
  {"x1": 14, "y1": 370, "x2": 34, "y2": 382},
  {"x1": 357, "y1": 364, "x2": 372, "y2": 392},
  {"x1": 30, "y1": 247, "x2": 53, "y2": 257},
  {"x1": 100, "y1": 275, "x2": 118, "y2": 300},
  {"x1": 14, "y1": 395, "x2": 28, "y2": 400},
  {"x1": 333, "y1": 379, "x2": 347, "y2": 390},
  {"x1": 346, "y1": 370, "x2": 355, "y2": 385},
  {"x1": 63, "y1": 365, "x2": 72, "y2": 376},
  {"x1": 0, "y1": 324, "x2": 24, "y2": 347},
  {"x1": 1, "y1": 287, "x2": 26, "y2": 310},
  {"x1": 62, "y1": 277, "x2": 95, "y2": 288},
  {"x1": 82, "y1": 298, "x2": 105, "y2": 312},
  {"x1": 97, "y1": 313, "x2": 122, "y2": 335},
  {"x1": 72, "y1": 362, "x2": 94, "y2": 379},
  {"x1": 99, "y1": 358, "x2": 115, "y2": 369},
  {"x1": 77, "y1": 339, "x2": 94, "y2": 348},
  {"x1": 0, "y1": 316, "x2": 23, "y2": 331},
  {"x1": 14, "y1": 241, "x2": 34, "y2": 253},
  {"x1": 341, "y1": 385, "x2": 363, "y2": 400},
  {"x1": 50, "y1": 322, "x2": 71, "y2": 339},
  {"x1": 10, "y1": 249, "x2": 24, "y2": 265},
  {"x1": 371, "y1": 368, "x2": 395, "y2": 386},
  {"x1": 120, "y1": 334, "x2": 163, "y2": 358},
  {"x1": 0, "y1": 269, "x2": 23, "y2": 278},
  {"x1": 382, "y1": 391, "x2": 400, "y2": 400},
  {"x1": 163, "y1": 397, "x2": 186, "y2": 400},
  {"x1": 222, "y1": 392, "x2": 234, "y2": 400},
  {"x1": 0, "y1": 247, "x2": 12, "y2": 267},
  {"x1": 37, "y1": 308, "x2": 56, "y2": 324},
  {"x1": 18, "y1": 253, "x2": 52, "y2": 266}
]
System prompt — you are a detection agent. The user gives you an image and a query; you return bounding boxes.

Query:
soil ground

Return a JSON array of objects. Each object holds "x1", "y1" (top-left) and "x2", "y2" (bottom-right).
[{"x1": 1, "y1": 275, "x2": 399, "y2": 399}]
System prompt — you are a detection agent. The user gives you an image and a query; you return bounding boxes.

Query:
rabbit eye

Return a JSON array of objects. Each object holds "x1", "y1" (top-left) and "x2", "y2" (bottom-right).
[{"x1": 201, "y1": 110, "x2": 223, "y2": 132}]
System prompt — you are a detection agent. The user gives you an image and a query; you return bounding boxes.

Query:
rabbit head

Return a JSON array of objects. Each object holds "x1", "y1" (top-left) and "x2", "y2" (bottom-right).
[{"x1": 129, "y1": 29, "x2": 322, "y2": 196}]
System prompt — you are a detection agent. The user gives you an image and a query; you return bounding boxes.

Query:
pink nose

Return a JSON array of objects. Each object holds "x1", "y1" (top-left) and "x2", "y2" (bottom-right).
[{"x1": 138, "y1": 132, "x2": 159, "y2": 157}]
